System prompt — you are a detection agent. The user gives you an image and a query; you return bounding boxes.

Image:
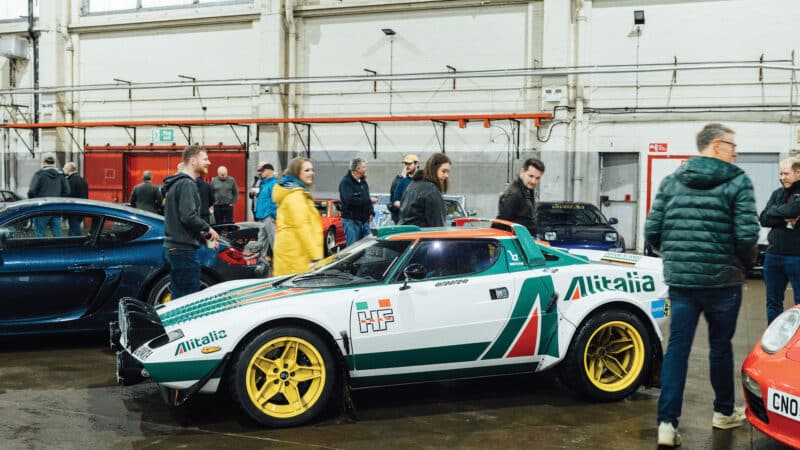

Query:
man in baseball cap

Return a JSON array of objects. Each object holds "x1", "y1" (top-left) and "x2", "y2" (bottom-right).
[{"x1": 388, "y1": 154, "x2": 420, "y2": 224}]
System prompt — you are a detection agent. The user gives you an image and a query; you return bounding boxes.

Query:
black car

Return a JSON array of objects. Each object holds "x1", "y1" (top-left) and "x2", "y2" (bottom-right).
[{"x1": 536, "y1": 202, "x2": 625, "y2": 252}]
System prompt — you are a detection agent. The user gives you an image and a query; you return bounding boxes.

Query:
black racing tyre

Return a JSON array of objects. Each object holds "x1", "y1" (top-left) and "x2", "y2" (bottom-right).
[
  {"x1": 324, "y1": 228, "x2": 337, "y2": 257},
  {"x1": 228, "y1": 326, "x2": 337, "y2": 428},
  {"x1": 146, "y1": 273, "x2": 215, "y2": 306},
  {"x1": 558, "y1": 309, "x2": 651, "y2": 402}
]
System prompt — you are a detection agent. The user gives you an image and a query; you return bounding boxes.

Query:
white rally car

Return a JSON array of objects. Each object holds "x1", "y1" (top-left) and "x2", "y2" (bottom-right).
[{"x1": 113, "y1": 220, "x2": 669, "y2": 427}]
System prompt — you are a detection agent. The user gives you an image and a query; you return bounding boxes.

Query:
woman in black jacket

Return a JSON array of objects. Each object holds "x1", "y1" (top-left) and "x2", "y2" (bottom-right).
[{"x1": 398, "y1": 153, "x2": 451, "y2": 227}]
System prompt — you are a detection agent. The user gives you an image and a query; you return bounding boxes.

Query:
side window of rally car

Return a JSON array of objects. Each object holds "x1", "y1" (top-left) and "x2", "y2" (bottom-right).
[{"x1": 398, "y1": 239, "x2": 501, "y2": 280}]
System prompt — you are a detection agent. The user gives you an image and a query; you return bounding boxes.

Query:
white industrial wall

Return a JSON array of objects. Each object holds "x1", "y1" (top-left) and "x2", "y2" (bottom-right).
[{"x1": 0, "y1": 0, "x2": 798, "y2": 251}]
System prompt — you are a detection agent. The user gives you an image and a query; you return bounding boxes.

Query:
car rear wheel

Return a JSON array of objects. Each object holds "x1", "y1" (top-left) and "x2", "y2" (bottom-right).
[
  {"x1": 324, "y1": 228, "x2": 337, "y2": 256},
  {"x1": 146, "y1": 273, "x2": 215, "y2": 306},
  {"x1": 228, "y1": 326, "x2": 336, "y2": 427},
  {"x1": 559, "y1": 310, "x2": 651, "y2": 401}
]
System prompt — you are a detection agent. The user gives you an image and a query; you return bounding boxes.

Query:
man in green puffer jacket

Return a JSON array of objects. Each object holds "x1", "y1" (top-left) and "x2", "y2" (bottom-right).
[{"x1": 647, "y1": 123, "x2": 759, "y2": 447}]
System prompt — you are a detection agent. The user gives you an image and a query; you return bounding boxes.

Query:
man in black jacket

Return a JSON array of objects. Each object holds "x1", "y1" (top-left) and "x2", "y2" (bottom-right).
[
  {"x1": 497, "y1": 158, "x2": 545, "y2": 236},
  {"x1": 28, "y1": 155, "x2": 70, "y2": 237},
  {"x1": 63, "y1": 162, "x2": 89, "y2": 236},
  {"x1": 759, "y1": 157, "x2": 800, "y2": 323},
  {"x1": 339, "y1": 157, "x2": 376, "y2": 246},
  {"x1": 130, "y1": 170, "x2": 162, "y2": 214},
  {"x1": 162, "y1": 145, "x2": 219, "y2": 299}
]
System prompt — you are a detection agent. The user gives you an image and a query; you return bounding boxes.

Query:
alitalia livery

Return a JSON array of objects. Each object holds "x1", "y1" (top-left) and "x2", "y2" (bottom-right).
[{"x1": 112, "y1": 219, "x2": 669, "y2": 428}]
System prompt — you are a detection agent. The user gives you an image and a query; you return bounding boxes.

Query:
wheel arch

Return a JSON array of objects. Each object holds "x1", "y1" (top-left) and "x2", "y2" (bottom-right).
[
  {"x1": 566, "y1": 300, "x2": 663, "y2": 388},
  {"x1": 221, "y1": 317, "x2": 347, "y2": 384}
]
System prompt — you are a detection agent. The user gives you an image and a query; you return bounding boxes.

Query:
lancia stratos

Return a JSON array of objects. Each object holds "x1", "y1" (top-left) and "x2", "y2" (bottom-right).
[{"x1": 112, "y1": 220, "x2": 669, "y2": 427}]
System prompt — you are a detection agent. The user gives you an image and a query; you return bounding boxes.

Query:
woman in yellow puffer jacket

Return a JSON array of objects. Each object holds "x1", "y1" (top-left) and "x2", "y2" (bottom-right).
[{"x1": 271, "y1": 157, "x2": 323, "y2": 276}]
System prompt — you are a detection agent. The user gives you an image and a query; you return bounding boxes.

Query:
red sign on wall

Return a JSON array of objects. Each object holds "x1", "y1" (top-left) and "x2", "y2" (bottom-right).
[{"x1": 649, "y1": 143, "x2": 668, "y2": 152}]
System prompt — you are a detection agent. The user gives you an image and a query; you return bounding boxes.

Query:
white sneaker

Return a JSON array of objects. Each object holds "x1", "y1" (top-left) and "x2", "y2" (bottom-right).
[
  {"x1": 658, "y1": 422, "x2": 682, "y2": 447},
  {"x1": 712, "y1": 406, "x2": 746, "y2": 429}
]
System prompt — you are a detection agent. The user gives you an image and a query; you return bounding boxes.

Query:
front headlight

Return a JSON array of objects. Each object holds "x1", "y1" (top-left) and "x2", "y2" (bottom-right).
[
  {"x1": 544, "y1": 231, "x2": 557, "y2": 240},
  {"x1": 604, "y1": 232, "x2": 618, "y2": 242},
  {"x1": 761, "y1": 309, "x2": 800, "y2": 354}
]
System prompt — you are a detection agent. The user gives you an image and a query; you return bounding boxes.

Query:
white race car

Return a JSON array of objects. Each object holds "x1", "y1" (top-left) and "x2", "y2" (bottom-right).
[{"x1": 113, "y1": 220, "x2": 669, "y2": 427}]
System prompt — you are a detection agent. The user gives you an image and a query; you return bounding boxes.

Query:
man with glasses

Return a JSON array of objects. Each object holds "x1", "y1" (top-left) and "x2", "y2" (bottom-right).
[
  {"x1": 388, "y1": 154, "x2": 419, "y2": 224},
  {"x1": 759, "y1": 157, "x2": 800, "y2": 323},
  {"x1": 647, "y1": 123, "x2": 758, "y2": 447}
]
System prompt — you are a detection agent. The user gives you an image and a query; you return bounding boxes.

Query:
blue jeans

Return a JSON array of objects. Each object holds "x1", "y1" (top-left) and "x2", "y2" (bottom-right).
[
  {"x1": 164, "y1": 247, "x2": 201, "y2": 300},
  {"x1": 67, "y1": 216, "x2": 83, "y2": 236},
  {"x1": 343, "y1": 218, "x2": 371, "y2": 247},
  {"x1": 657, "y1": 285, "x2": 742, "y2": 427},
  {"x1": 34, "y1": 216, "x2": 61, "y2": 237},
  {"x1": 763, "y1": 252, "x2": 800, "y2": 324}
]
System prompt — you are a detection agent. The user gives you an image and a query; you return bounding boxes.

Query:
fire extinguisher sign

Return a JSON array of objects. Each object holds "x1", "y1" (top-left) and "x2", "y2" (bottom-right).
[{"x1": 649, "y1": 143, "x2": 668, "y2": 152}]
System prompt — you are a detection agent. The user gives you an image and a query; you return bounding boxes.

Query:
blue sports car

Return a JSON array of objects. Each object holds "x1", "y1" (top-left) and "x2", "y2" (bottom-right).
[
  {"x1": 536, "y1": 202, "x2": 626, "y2": 252},
  {"x1": 0, "y1": 198, "x2": 260, "y2": 336}
]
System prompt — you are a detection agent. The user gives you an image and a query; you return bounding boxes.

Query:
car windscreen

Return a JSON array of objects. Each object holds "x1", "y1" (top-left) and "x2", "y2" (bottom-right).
[
  {"x1": 538, "y1": 204, "x2": 607, "y2": 226},
  {"x1": 285, "y1": 238, "x2": 412, "y2": 287}
]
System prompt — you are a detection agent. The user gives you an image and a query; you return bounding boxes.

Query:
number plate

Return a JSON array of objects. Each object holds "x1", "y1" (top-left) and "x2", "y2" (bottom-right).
[{"x1": 767, "y1": 387, "x2": 800, "y2": 422}]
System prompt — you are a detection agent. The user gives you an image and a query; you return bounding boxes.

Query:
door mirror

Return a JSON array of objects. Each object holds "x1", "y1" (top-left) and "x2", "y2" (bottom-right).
[
  {"x1": 608, "y1": 217, "x2": 619, "y2": 225},
  {"x1": 399, "y1": 263, "x2": 426, "y2": 291}
]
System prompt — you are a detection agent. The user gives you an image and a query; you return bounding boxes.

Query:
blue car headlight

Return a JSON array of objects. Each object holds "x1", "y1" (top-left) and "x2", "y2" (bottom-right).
[
  {"x1": 604, "y1": 232, "x2": 618, "y2": 242},
  {"x1": 544, "y1": 231, "x2": 557, "y2": 240},
  {"x1": 761, "y1": 309, "x2": 800, "y2": 354}
]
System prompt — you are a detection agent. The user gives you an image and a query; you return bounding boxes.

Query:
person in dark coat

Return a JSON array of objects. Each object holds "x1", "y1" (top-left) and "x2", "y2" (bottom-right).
[
  {"x1": 196, "y1": 176, "x2": 214, "y2": 224},
  {"x1": 63, "y1": 162, "x2": 89, "y2": 236},
  {"x1": 497, "y1": 158, "x2": 545, "y2": 236},
  {"x1": 398, "y1": 153, "x2": 451, "y2": 227},
  {"x1": 758, "y1": 157, "x2": 800, "y2": 323},
  {"x1": 130, "y1": 170, "x2": 163, "y2": 214},
  {"x1": 28, "y1": 155, "x2": 70, "y2": 237},
  {"x1": 647, "y1": 123, "x2": 759, "y2": 446},
  {"x1": 338, "y1": 157, "x2": 376, "y2": 246}
]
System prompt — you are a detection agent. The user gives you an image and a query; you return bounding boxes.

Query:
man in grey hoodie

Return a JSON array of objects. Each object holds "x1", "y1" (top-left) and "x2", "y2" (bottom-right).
[
  {"x1": 28, "y1": 155, "x2": 70, "y2": 237},
  {"x1": 161, "y1": 145, "x2": 219, "y2": 299}
]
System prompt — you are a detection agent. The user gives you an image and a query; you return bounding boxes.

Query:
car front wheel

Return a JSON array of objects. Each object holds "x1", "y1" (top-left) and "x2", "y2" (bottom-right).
[
  {"x1": 559, "y1": 310, "x2": 651, "y2": 401},
  {"x1": 228, "y1": 326, "x2": 336, "y2": 427},
  {"x1": 324, "y1": 228, "x2": 337, "y2": 256}
]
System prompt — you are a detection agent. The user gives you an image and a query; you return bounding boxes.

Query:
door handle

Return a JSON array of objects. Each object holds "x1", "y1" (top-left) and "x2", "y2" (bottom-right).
[{"x1": 489, "y1": 287, "x2": 509, "y2": 300}]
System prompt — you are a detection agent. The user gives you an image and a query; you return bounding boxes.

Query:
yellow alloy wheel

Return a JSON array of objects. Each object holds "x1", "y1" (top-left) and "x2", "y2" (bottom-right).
[
  {"x1": 160, "y1": 291, "x2": 172, "y2": 305},
  {"x1": 245, "y1": 336, "x2": 327, "y2": 419},
  {"x1": 582, "y1": 320, "x2": 645, "y2": 393}
]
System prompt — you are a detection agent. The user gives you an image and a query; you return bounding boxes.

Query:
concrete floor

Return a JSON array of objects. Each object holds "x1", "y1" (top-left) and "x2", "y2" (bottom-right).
[{"x1": 0, "y1": 279, "x2": 794, "y2": 450}]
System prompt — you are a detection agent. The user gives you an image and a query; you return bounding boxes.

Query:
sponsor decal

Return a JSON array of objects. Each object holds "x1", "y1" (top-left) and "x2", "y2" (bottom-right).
[
  {"x1": 507, "y1": 250, "x2": 524, "y2": 266},
  {"x1": 134, "y1": 346, "x2": 153, "y2": 360},
  {"x1": 435, "y1": 279, "x2": 468, "y2": 287},
  {"x1": 201, "y1": 346, "x2": 222, "y2": 354},
  {"x1": 565, "y1": 271, "x2": 656, "y2": 300},
  {"x1": 356, "y1": 299, "x2": 395, "y2": 333},
  {"x1": 600, "y1": 252, "x2": 640, "y2": 266},
  {"x1": 651, "y1": 299, "x2": 666, "y2": 318},
  {"x1": 174, "y1": 330, "x2": 228, "y2": 356}
]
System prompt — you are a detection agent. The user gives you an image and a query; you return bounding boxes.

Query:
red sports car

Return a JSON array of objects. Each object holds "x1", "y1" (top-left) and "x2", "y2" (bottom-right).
[
  {"x1": 314, "y1": 198, "x2": 346, "y2": 256},
  {"x1": 741, "y1": 304, "x2": 800, "y2": 449},
  {"x1": 215, "y1": 198, "x2": 345, "y2": 257}
]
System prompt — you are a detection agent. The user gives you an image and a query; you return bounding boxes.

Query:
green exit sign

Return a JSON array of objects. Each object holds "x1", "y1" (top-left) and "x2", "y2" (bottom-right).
[{"x1": 151, "y1": 128, "x2": 175, "y2": 143}]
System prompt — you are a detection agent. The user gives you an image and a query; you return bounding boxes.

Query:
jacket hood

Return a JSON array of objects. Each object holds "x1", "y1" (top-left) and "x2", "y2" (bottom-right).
[
  {"x1": 273, "y1": 181, "x2": 308, "y2": 203},
  {"x1": 411, "y1": 169, "x2": 425, "y2": 181},
  {"x1": 675, "y1": 156, "x2": 744, "y2": 190},
  {"x1": 162, "y1": 172, "x2": 193, "y2": 191},
  {"x1": 37, "y1": 167, "x2": 62, "y2": 179}
]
